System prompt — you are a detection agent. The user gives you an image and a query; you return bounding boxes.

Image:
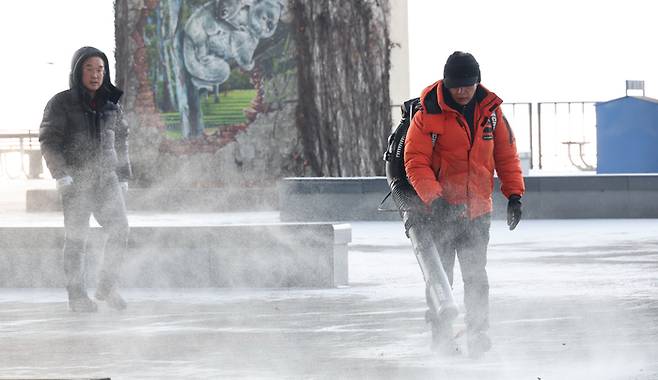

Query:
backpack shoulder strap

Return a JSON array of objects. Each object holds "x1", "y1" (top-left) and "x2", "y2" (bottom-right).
[
  {"x1": 407, "y1": 97, "x2": 439, "y2": 146},
  {"x1": 422, "y1": 84, "x2": 442, "y2": 115},
  {"x1": 403, "y1": 97, "x2": 421, "y2": 120}
]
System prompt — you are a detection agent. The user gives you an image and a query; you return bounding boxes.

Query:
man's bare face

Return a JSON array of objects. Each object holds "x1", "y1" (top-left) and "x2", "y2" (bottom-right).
[
  {"x1": 81, "y1": 56, "x2": 105, "y2": 94},
  {"x1": 448, "y1": 84, "x2": 477, "y2": 106}
]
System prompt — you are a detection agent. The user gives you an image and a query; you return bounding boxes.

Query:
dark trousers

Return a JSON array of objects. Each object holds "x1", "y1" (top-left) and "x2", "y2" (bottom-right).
[
  {"x1": 60, "y1": 172, "x2": 129, "y2": 289},
  {"x1": 428, "y1": 213, "x2": 491, "y2": 333}
]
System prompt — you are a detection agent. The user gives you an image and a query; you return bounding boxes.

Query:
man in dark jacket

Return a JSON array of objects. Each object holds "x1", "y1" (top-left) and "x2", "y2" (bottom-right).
[{"x1": 39, "y1": 46, "x2": 132, "y2": 312}]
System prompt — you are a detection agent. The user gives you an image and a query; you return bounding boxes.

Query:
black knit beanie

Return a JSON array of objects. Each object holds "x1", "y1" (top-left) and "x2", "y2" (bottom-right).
[{"x1": 443, "y1": 51, "x2": 481, "y2": 89}]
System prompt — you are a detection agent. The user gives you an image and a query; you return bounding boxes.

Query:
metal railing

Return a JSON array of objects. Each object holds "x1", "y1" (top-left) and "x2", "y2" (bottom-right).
[
  {"x1": 501, "y1": 102, "x2": 532, "y2": 164},
  {"x1": 537, "y1": 101, "x2": 598, "y2": 171},
  {"x1": 0, "y1": 131, "x2": 43, "y2": 179}
]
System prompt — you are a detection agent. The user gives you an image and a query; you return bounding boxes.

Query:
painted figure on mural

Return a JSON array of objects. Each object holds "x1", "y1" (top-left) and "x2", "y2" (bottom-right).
[
  {"x1": 183, "y1": 0, "x2": 284, "y2": 90},
  {"x1": 39, "y1": 46, "x2": 132, "y2": 313}
]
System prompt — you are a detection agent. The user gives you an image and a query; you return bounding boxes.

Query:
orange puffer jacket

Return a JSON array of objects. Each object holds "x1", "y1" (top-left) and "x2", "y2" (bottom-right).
[{"x1": 404, "y1": 80, "x2": 525, "y2": 219}]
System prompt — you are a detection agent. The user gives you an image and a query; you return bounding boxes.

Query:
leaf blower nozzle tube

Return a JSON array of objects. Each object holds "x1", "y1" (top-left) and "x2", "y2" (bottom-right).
[
  {"x1": 406, "y1": 222, "x2": 459, "y2": 322},
  {"x1": 386, "y1": 161, "x2": 458, "y2": 324}
]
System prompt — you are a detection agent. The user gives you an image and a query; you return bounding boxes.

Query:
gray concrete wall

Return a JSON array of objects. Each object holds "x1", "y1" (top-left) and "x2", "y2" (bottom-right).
[
  {"x1": 279, "y1": 176, "x2": 658, "y2": 221},
  {"x1": 0, "y1": 224, "x2": 351, "y2": 288},
  {"x1": 26, "y1": 187, "x2": 278, "y2": 212},
  {"x1": 27, "y1": 175, "x2": 658, "y2": 219}
]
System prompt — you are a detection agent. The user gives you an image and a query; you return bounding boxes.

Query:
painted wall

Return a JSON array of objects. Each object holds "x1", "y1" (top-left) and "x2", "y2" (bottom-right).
[
  {"x1": 116, "y1": 0, "x2": 304, "y2": 187},
  {"x1": 115, "y1": 0, "x2": 392, "y2": 187}
]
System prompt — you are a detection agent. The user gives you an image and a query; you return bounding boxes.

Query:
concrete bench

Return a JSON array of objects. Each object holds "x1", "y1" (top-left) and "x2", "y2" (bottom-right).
[
  {"x1": 279, "y1": 175, "x2": 658, "y2": 220},
  {"x1": 0, "y1": 223, "x2": 350, "y2": 288}
]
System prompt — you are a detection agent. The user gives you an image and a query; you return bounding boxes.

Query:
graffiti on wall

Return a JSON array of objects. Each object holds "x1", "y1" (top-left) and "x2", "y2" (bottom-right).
[{"x1": 141, "y1": 0, "x2": 292, "y2": 146}]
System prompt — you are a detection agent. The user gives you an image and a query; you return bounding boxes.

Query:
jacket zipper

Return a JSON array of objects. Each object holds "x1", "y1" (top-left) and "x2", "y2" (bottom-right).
[
  {"x1": 450, "y1": 95, "x2": 502, "y2": 218},
  {"x1": 86, "y1": 110, "x2": 102, "y2": 168},
  {"x1": 455, "y1": 114, "x2": 471, "y2": 216},
  {"x1": 455, "y1": 117, "x2": 472, "y2": 148}
]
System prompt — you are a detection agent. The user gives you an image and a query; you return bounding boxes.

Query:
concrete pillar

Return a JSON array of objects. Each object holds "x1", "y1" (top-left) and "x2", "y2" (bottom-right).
[{"x1": 388, "y1": 0, "x2": 410, "y2": 129}]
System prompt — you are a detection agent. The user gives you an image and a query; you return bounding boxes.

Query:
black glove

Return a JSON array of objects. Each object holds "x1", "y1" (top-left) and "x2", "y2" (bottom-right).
[
  {"x1": 429, "y1": 197, "x2": 466, "y2": 223},
  {"x1": 507, "y1": 195, "x2": 522, "y2": 230}
]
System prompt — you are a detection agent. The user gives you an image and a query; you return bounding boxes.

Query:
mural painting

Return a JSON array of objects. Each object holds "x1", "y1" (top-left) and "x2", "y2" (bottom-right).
[
  {"x1": 115, "y1": 0, "x2": 391, "y2": 187},
  {"x1": 116, "y1": 0, "x2": 302, "y2": 187},
  {"x1": 145, "y1": 0, "x2": 292, "y2": 140}
]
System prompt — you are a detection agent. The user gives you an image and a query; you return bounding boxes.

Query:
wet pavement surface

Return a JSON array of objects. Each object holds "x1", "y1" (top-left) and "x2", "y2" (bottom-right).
[{"x1": 0, "y1": 212, "x2": 657, "y2": 379}]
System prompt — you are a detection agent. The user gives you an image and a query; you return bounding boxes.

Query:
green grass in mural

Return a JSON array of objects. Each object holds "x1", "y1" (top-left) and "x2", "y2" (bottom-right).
[
  {"x1": 161, "y1": 89, "x2": 256, "y2": 134},
  {"x1": 165, "y1": 129, "x2": 183, "y2": 139}
]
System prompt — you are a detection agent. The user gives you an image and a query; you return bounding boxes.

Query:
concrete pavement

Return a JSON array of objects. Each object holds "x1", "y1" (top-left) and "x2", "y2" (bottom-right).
[{"x1": 0, "y1": 216, "x2": 657, "y2": 379}]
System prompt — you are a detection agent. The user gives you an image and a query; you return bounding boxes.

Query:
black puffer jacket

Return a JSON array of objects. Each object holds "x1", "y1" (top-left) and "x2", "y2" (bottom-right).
[{"x1": 39, "y1": 46, "x2": 132, "y2": 181}]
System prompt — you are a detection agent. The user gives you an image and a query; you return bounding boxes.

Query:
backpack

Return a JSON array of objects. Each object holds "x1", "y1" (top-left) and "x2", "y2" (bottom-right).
[{"x1": 380, "y1": 97, "x2": 434, "y2": 215}]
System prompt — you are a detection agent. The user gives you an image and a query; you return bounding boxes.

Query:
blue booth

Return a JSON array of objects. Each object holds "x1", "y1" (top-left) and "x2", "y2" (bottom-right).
[{"x1": 596, "y1": 96, "x2": 658, "y2": 173}]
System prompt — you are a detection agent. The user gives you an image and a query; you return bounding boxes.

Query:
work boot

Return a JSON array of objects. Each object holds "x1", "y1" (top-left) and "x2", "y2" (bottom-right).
[
  {"x1": 426, "y1": 310, "x2": 460, "y2": 356},
  {"x1": 467, "y1": 330, "x2": 492, "y2": 359},
  {"x1": 95, "y1": 275, "x2": 127, "y2": 311},
  {"x1": 67, "y1": 285, "x2": 98, "y2": 313}
]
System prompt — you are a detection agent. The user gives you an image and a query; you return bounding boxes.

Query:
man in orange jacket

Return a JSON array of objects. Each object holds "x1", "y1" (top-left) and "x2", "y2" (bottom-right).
[{"x1": 404, "y1": 51, "x2": 525, "y2": 357}]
